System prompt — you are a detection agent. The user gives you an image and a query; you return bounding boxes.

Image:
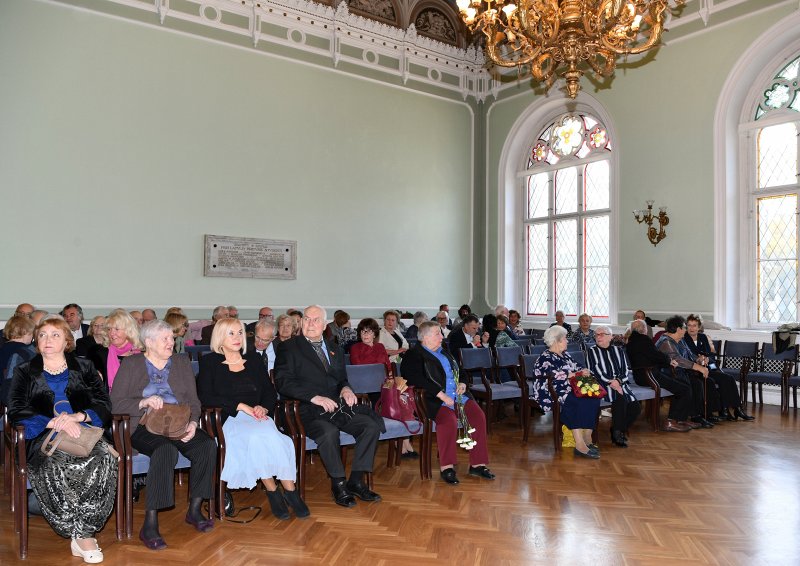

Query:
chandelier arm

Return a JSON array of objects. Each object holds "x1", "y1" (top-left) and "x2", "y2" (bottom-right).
[
  {"x1": 517, "y1": 0, "x2": 560, "y2": 46},
  {"x1": 598, "y1": 2, "x2": 670, "y2": 55},
  {"x1": 484, "y1": 30, "x2": 541, "y2": 68},
  {"x1": 585, "y1": 48, "x2": 616, "y2": 77}
]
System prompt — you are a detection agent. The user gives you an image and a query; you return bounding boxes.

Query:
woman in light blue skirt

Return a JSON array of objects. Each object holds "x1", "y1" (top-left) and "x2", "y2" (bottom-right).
[{"x1": 197, "y1": 319, "x2": 310, "y2": 519}]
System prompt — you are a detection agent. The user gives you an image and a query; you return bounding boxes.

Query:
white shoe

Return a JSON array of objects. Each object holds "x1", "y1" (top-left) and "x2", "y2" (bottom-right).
[{"x1": 71, "y1": 538, "x2": 104, "y2": 564}]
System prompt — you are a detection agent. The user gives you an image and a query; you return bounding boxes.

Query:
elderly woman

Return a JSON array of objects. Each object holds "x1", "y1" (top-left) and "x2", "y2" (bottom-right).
[
  {"x1": 586, "y1": 325, "x2": 640, "y2": 447},
  {"x1": 75, "y1": 316, "x2": 107, "y2": 358},
  {"x1": 403, "y1": 322, "x2": 493, "y2": 484},
  {"x1": 404, "y1": 311, "x2": 429, "y2": 342},
  {"x1": 1, "y1": 315, "x2": 36, "y2": 403},
  {"x1": 197, "y1": 318, "x2": 308, "y2": 520},
  {"x1": 8, "y1": 317, "x2": 117, "y2": 563},
  {"x1": 549, "y1": 310, "x2": 573, "y2": 336},
  {"x1": 164, "y1": 312, "x2": 194, "y2": 354},
  {"x1": 88, "y1": 309, "x2": 142, "y2": 390},
  {"x1": 533, "y1": 325, "x2": 602, "y2": 459},
  {"x1": 111, "y1": 320, "x2": 216, "y2": 550},
  {"x1": 508, "y1": 310, "x2": 525, "y2": 336},
  {"x1": 276, "y1": 314, "x2": 298, "y2": 343},
  {"x1": 435, "y1": 311, "x2": 451, "y2": 339},
  {"x1": 571, "y1": 313, "x2": 596, "y2": 346},
  {"x1": 378, "y1": 310, "x2": 409, "y2": 363}
]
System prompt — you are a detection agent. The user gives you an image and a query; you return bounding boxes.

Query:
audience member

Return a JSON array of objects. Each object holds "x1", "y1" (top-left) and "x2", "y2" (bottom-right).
[
  {"x1": 626, "y1": 319, "x2": 692, "y2": 432},
  {"x1": 634, "y1": 309, "x2": 664, "y2": 338},
  {"x1": 404, "y1": 321, "x2": 494, "y2": 484},
  {"x1": 587, "y1": 325, "x2": 640, "y2": 447},
  {"x1": 75, "y1": 316, "x2": 106, "y2": 358},
  {"x1": 379, "y1": 310, "x2": 409, "y2": 363},
  {"x1": 276, "y1": 314, "x2": 298, "y2": 343},
  {"x1": 275, "y1": 305, "x2": 382, "y2": 508},
  {"x1": 435, "y1": 311, "x2": 451, "y2": 339},
  {"x1": 31, "y1": 309, "x2": 49, "y2": 325},
  {"x1": 164, "y1": 312, "x2": 194, "y2": 354},
  {"x1": 61, "y1": 303, "x2": 90, "y2": 340},
  {"x1": 508, "y1": 310, "x2": 525, "y2": 336},
  {"x1": 1, "y1": 302, "x2": 35, "y2": 344},
  {"x1": 111, "y1": 320, "x2": 216, "y2": 550},
  {"x1": 453, "y1": 304, "x2": 472, "y2": 329},
  {"x1": 246, "y1": 306, "x2": 274, "y2": 334},
  {"x1": 447, "y1": 314, "x2": 488, "y2": 363},
  {"x1": 404, "y1": 311, "x2": 429, "y2": 342},
  {"x1": 324, "y1": 310, "x2": 357, "y2": 348},
  {"x1": 129, "y1": 310, "x2": 144, "y2": 327},
  {"x1": 187, "y1": 318, "x2": 212, "y2": 342},
  {"x1": 251, "y1": 320, "x2": 276, "y2": 373},
  {"x1": 1, "y1": 315, "x2": 36, "y2": 403},
  {"x1": 571, "y1": 313, "x2": 596, "y2": 345},
  {"x1": 656, "y1": 316, "x2": 716, "y2": 428},
  {"x1": 549, "y1": 310, "x2": 573, "y2": 336},
  {"x1": 227, "y1": 306, "x2": 239, "y2": 319},
  {"x1": 142, "y1": 309, "x2": 157, "y2": 323},
  {"x1": 532, "y1": 325, "x2": 602, "y2": 458},
  {"x1": 682, "y1": 314, "x2": 753, "y2": 421},
  {"x1": 9, "y1": 316, "x2": 117, "y2": 563},
  {"x1": 197, "y1": 318, "x2": 308, "y2": 520},
  {"x1": 200, "y1": 306, "x2": 230, "y2": 345},
  {"x1": 493, "y1": 316, "x2": 517, "y2": 348},
  {"x1": 88, "y1": 309, "x2": 142, "y2": 390},
  {"x1": 438, "y1": 304, "x2": 453, "y2": 328},
  {"x1": 286, "y1": 309, "x2": 303, "y2": 335}
]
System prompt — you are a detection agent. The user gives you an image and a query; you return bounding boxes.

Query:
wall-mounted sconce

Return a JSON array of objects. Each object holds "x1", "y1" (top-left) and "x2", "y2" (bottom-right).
[{"x1": 633, "y1": 200, "x2": 669, "y2": 246}]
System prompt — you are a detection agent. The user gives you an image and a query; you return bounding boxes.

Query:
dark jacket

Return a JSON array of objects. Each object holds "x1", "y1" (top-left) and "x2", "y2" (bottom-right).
[
  {"x1": 447, "y1": 329, "x2": 485, "y2": 365},
  {"x1": 197, "y1": 351, "x2": 277, "y2": 423},
  {"x1": 8, "y1": 354, "x2": 112, "y2": 453},
  {"x1": 625, "y1": 331, "x2": 671, "y2": 385},
  {"x1": 402, "y1": 343, "x2": 473, "y2": 421},
  {"x1": 75, "y1": 335, "x2": 100, "y2": 358},
  {"x1": 274, "y1": 335, "x2": 348, "y2": 424}
]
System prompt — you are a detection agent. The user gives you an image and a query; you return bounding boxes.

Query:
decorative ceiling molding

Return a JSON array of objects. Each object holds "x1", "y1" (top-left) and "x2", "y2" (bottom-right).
[{"x1": 61, "y1": 0, "x2": 497, "y2": 101}]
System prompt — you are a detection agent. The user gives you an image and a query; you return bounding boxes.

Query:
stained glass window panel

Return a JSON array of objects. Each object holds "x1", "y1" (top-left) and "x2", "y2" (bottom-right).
[
  {"x1": 554, "y1": 219, "x2": 578, "y2": 315},
  {"x1": 527, "y1": 223, "x2": 548, "y2": 315},
  {"x1": 527, "y1": 174, "x2": 548, "y2": 219},
  {"x1": 757, "y1": 123, "x2": 798, "y2": 188},
  {"x1": 584, "y1": 160, "x2": 610, "y2": 211},
  {"x1": 757, "y1": 195, "x2": 798, "y2": 323},
  {"x1": 555, "y1": 167, "x2": 578, "y2": 214},
  {"x1": 584, "y1": 216, "x2": 610, "y2": 316},
  {"x1": 778, "y1": 55, "x2": 799, "y2": 81}
]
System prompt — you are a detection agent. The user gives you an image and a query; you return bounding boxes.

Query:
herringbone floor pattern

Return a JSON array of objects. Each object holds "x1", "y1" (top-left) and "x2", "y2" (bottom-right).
[{"x1": 3, "y1": 404, "x2": 799, "y2": 565}]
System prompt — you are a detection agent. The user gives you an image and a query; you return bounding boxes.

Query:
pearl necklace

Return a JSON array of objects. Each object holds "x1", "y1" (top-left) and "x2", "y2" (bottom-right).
[
  {"x1": 44, "y1": 361, "x2": 68, "y2": 375},
  {"x1": 222, "y1": 358, "x2": 245, "y2": 366}
]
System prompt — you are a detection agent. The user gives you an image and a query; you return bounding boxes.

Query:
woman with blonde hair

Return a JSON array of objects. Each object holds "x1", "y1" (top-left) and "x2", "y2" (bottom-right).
[
  {"x1": 197, "y1": 318, "x2": 308, "y2": 519},
  {"x1": 276, "y1": 314, "x2": 298, "y2": 343},
  {"x1": 88, "y1": 309, "x2": 142, "y2": 390},
  {"x1": 75, "y1": 316, "x2": 107, "y2": 358},
  {"x1": 164, "y1": 312, "x2": 194, "y2": 354}
]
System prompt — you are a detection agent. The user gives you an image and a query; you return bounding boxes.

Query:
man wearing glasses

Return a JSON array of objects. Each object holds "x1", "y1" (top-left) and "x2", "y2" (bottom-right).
[
  {"x1": 1, "y1": 303, "x2": 35, "y2": 345},
  {"x1": 245, "y1": 306, "x2": 274, "y2": 334},
  {"x1": 275, "y1": 305, "x2": 382, "y2": 508}
]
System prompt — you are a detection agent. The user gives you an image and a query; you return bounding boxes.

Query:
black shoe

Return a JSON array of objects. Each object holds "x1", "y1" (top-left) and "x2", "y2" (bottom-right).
[
  {"x1": 573, "y1": 447, "x2": 600, "y2": 459},
  {"x1": 283, "y1": 489, "x2": 310, "y2": 518},
  {"x1": 721, "y1": 409, "x2": 737, "y2": 422},
  {"x1": 265, "y1": 489, "x2": 290, "y2": 520},
  {"x1": 401, "y1": 451, "x2": 419, "y2": 460},
  {"x1": 611, "y1": 430, "x2": 627, "y2": 447},
  {"x1": 440, "y1": 468, "x2": 459, "y2": 484},
  {"x1": 468, "y1": 466, "x2": 495, "y2": 480},
  {"x1": 588, "y1": 443, "x2": 600, "y2": 452},
  {"x1": 734, "y1": 407, "x2": 755, "y2": 421},
  {"x1": 345, "y1": 481, "x2": 382, "y2": 502},
  {"x1": 690, "y1": 416, "x2": 714, "y2": 428},
  {"x1": 331, "y1": 480, "x2": 356, "y2": 508},
  {"x1": 707, "y1": 415, "x2": 722, "y2": 424}
]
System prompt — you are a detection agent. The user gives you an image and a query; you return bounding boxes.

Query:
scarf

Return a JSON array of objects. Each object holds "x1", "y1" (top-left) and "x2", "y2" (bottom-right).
[{"x1": 107, "y1": 341, "x2": 137, "y2": 390}]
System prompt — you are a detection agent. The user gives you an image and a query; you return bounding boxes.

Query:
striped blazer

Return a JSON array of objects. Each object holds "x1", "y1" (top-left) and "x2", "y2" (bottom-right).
[{"x1": 586, "y1": 344, "x2": 637, "y2": 403}]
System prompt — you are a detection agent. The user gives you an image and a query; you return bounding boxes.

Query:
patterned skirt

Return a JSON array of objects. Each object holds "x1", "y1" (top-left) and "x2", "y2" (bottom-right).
[{"x1": 28, "y1": 440, "x2": 118, "y2": 539}]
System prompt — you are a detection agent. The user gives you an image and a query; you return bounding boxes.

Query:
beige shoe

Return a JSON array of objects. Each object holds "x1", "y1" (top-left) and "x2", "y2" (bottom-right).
[{"x1": 71, "y1": 538, "x2": 104, "y2": 564}]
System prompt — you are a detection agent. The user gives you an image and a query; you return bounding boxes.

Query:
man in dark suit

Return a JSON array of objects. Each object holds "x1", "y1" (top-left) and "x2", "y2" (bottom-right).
[
  {"x1": 245, "y1": 306, "x2": 274, "y2": 335},
  {"x1": 61, "y1": 303, "x2": 90, "y2": 341},
  {"x1": 199, "y1": 306, "x2": 229, "y2": 345},
  {"x1": 275, "y1": 304, "x2": 381, "y2": 508},
  {"x1": 447, "y1": 314, "x2": 489, "y2": 365}
]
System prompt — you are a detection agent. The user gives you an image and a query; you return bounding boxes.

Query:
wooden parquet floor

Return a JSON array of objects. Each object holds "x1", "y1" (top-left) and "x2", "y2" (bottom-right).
[{"x1": 3, "y1": 404, "x2": 800, "y2": 566}]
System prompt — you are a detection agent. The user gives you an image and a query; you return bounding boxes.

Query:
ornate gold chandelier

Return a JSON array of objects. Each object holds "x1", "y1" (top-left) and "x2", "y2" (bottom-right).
[{"x1": 455, "y1": 0, "x2": 683, "y2": 98}]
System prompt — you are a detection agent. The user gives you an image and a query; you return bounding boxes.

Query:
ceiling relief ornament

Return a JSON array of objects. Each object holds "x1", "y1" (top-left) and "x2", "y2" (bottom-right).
[
  {"x1": 347, "y1": 0, "x2": 397, "y2": 24},
  {"x1": 414, "y1": 8, "x2": 456, "y2": 45}
]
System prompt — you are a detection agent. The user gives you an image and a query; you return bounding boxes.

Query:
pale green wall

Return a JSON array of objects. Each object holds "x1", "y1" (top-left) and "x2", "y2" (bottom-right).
[
  {"x1": 484, "y1": 5, "x2": 795, "y2": 322},
  {"x1": 0, "y1": 0, "x2": 474, "y2": 319}
]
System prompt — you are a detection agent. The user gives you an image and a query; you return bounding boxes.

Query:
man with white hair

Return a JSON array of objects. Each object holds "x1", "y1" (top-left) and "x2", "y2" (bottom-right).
[
  {"x1": 275, "y1": 305, "x2": 382, "y2": 508},
  {"x1": 200, "y1": 305, "x2": 230, "y2": 345}
]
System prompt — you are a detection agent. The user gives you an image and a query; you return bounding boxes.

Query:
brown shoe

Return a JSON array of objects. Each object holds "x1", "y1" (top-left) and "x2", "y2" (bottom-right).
[
  {"x1": 662, "y1": 419, "x2": 692, "y2": 432},
  {"x1": 677, "y1": 420, "x2": 701, "y2": 430}
]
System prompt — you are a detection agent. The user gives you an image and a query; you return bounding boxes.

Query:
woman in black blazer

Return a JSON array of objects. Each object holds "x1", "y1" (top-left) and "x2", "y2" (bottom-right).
[{"x1": 403, "y1": 321, "x2": 494, "y2": 485}]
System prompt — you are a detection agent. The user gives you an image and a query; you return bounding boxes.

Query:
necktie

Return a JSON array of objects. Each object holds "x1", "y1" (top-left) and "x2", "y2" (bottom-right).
[
  {"x1": 261, "y1": 349, "x2": 269, "y2": 367},
  {"x1": 309, "y1": 340, "x2": 330, "y2": 371}
]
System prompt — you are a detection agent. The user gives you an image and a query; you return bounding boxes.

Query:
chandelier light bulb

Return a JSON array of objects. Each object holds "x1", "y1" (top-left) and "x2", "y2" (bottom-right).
[
  {"x1": 456, "y1": 0, "x2": 470, "y2": 11},
  {"x1": 502, "y1": 3, "x2": 517, "y2": 16},
  {"x1": 465, "y1": 7, "x2": 477, "y2": 22},
  {"x1": 631, "y1": 13, "x2": 643, "y2": 30}
]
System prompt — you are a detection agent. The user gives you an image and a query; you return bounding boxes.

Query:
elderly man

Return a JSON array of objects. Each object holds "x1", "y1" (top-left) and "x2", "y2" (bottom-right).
[
  {"x1": 61, "y1": 303, "x2": 90, "y2": 340},
  {"x1": 250, "y1": 319, "x2": 277, "y2": 372},
  {"x1": 435, "y1": 311, "x2": 451, "y2": 339},
  {"x1": 129, "y1": 310, "x2": 144, "y2": 327},
  {"x1": 275, "y1": 305, "x2": 382, "y2": 508},
  {"x1": 625, "y1": 319, "x2": 693, "y2": 432},
  {"x1": 571, "y1": 313, "x2": 596, "y2": 345},
  {"x1": 227, "y1": 305, "x2": 239, "y2": 319},
  {"x1": 0, "y1": 303, "x2": 35, "y2": 344},
  {"x1": 447, "y1": 314, "x2": 489, "y2": 365},
  {"x1": 142, "y1": 308, "x2": 157, "y2": 323},
  {"x1": 246, "y1": 306, "x2": 274, "y2": 334},
  {"x1": 199, "y1": 305, "x2": 230, "y2": 345},
  {"x1": 404, "y1": 321, "x2": 493, "y2": 484},
  {"x1": 438, "y1": 304, "x2": 453, "y2": 329}
]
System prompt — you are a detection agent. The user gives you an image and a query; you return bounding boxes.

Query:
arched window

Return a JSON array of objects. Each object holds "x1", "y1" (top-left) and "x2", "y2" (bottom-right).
[
  {"x1": 746, "y1": 53, "x2": 800, "y2": 325},
  {"x1": 524, "y1": 113, "x2": 612, "y2": 319}
]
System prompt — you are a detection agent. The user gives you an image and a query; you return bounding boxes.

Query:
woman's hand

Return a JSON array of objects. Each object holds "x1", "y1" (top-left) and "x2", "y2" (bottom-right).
[
  {"x1": 252, "y1": 405, "x2": 268, "y2": 420},
  {"x1": 610, "y1": 379, "x2": 624, "y2": 394},
  {"x1": 456, "y1": 383, "x2": 467, "y2": 395},
  {"x1": 139, "y1": 395, "x2": 163, "y2": 411},
  {"x1": 48, "y1": 412, "x2": 84, "y2": 438},
  {"x1": 438, "y1": 392, "x2": 455, "y2": 407},
  {"x1": 180, "y1": 421, "x2": 198, "y2": 443}
]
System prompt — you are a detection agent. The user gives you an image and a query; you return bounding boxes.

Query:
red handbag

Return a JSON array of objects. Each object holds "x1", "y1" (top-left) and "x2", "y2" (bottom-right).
[{"x1": 378, "y1": 379, "x2": 422, "y2": 434}]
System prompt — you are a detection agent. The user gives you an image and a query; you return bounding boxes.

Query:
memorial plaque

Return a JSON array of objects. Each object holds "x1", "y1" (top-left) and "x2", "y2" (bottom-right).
[{"x1": 204, "y1": 235, "x2": 296, "y2": 279}]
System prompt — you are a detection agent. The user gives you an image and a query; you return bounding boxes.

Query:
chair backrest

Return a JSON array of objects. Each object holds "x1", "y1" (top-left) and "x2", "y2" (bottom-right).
[
  {"x1": 720, "y1": 340, "x2": 758, "y2": 370},
  {"x1": 529, "y1": 328, "x2": 545, "y2": 339},
  {"x1": 345, "y1": 364, "x2": 387, "y2": 394},
  {"x1": 520, "y1": 354, "x2": 538, "y2": 379},
  {"x1": 530, "y1": 344, "x2": 547, "y2": 357},
  {"x1": 760, "y1": 343, "x2": 798, "y2": 373},
  {"x1": 185, "y1": 345, "x2": 211, "y2": 360},
  {"x1": 570, "y1": 350, "x2": 587, "y2": 368},
  {"x1": 711, "y1": 339, "x2": 722, "y2": 355},
  {"x1": 495, "y1": 345, "x2": 523, "y2": 368},
  {"x1": 512, "y1": 338, "x2": 531, "y2": 352},
  {"x1": 565, "y1": 342, "x2": 584, "y2": 353},
  {"x1": 459, "y1": 347, "x2": 493, "y2": 371}
]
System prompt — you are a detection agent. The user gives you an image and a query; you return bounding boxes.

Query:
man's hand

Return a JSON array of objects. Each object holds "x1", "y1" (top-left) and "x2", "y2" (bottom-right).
[
  {"x1": 341, "y1": 387, "x2": 358, "y2": 407},
  {"x1": 311, "y1": 395, "x2": 338, "y2": 412},
  {"x1": 610, "y1": 379, "x2": 624, "y2": 394},
  {"x1": 439, "y1": 393, "x2": 455, "y2": 407}
]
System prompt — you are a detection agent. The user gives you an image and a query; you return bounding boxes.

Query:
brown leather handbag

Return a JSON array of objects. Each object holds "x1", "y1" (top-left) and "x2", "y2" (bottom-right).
[
  {"x1": 140, "y1": 403, "x2": 192, "y2": 439},
  {"x1": 41, "y1": 401, "x2": 104, "y2": 458}
]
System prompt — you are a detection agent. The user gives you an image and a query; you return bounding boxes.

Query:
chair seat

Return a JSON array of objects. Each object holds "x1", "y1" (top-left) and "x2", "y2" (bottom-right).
[
  {"x1": 489, "y1": 383, "x2": 523, "y2": 400},
  {"x1": 629, "y1": 384, "x2": 658, "y2": 400},
  {"x1": 720, "y1": 368, "x2": 742, "y2": 379},
  {"x1": 305, "y1": 431, "x2": 356, "y2": 451},
  {"x1": 131, "y1": 452, "x2": 191, "y2": 476},
  {"x1": 745, "y1": 372, "x2": 782, "y2": 385},
  {"x1": 380, "y1": 418, "x2": 423, "y2": 439}
]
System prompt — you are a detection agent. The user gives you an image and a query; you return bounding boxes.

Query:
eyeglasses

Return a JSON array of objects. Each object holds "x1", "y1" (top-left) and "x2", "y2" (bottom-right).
[
  {"x1": 259, "y1": 314, "x2": 274, "y2": 319},
  {"x1": 595, "y1": 332, "x2": 611, "y2": 336},
  {"x1": 360, "y1": 329, "x2": 374, "y2": 334},
  {"x1": 303, "y1": 317, "x2": 324, "y2": 324}
]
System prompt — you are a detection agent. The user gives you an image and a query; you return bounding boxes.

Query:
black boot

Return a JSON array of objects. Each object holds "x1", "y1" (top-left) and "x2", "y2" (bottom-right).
[
  {"x1": 734, "y1": 407, "x2": 755, "y2": 421},
  {"x1": 283, "y1": 489, "x2": 310, "y2": 518},
  {"x1": 611, "y1": 430, "x2": 627, "y2": 447},
  {"x1": 265, "y1": 489, "x2": 290, "y2": 520}
]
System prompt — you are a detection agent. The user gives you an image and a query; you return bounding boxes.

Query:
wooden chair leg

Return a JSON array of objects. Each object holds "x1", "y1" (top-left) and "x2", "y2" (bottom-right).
[{"x1": 386, "y1": 440, "x2": 396, "y2": 468}]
